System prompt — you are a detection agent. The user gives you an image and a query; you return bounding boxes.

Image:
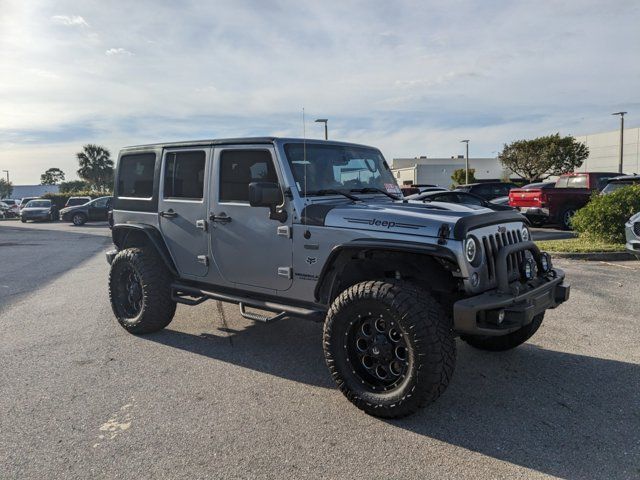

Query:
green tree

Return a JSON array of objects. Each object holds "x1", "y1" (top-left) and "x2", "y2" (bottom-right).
[
  {"x1": 0, "y1": 178, "x2": 13, "y2": 198},
  {"x1": 40, "y1": 167, "x2": 65, "y2": 185},
  {"x1": 498, "y1": 133, "x2": 589, "y2": 183},
  {"x1": 451, "y1": 168, "x2": 476, "y2": 186},
  {"x1": 59, "y1": 180, "x2": 91, "y2": 193},
  {"x1": 76, "y1": 144, "x2": 114, "y2": 192}
]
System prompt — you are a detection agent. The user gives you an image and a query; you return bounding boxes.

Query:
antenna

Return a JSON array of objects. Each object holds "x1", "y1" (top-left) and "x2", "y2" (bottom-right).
[{"x1": 302, "y1": 108, "x2": 308, "y2": 228}]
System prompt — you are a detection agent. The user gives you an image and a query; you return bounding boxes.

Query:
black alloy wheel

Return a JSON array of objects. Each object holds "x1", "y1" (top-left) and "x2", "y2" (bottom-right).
[{"x1": 345, "y1": 310, "x2": 410, "y2": 392}]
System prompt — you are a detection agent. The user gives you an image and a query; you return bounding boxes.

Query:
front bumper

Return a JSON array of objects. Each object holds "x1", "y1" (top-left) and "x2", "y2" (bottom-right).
[
  {"x1": 454, "y1": 269, "x2": 569, "y2": 336},
  {"x1": 625, "y1": 222, "x2": 640, "y2": 258},
  {"x1": 21, "y1": 212, "x2": 50, "y2": 220},
  {"x1": 454, "y1": 240, "x2": 570, "y2": 336}
]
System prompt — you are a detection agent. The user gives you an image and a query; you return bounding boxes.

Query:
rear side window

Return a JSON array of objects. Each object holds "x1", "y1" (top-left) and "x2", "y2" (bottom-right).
[
  {"x1": 567, "y1": 176, "x2": 587, "y2": 188},
  {"x1": 163, "y1": 151, "x2": 206, "y2": 200},
  {"x1": 219, "y1": 150, "x2": 278, "y2": 203},
  {"x1": 117, "y1": 153, "x2": 156, "y2": 198}
]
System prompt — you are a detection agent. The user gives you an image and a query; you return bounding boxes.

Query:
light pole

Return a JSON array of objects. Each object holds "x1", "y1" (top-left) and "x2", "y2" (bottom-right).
[
  {"x1": 2, "y1": 170, "x2": 8, "y2": 182},
  {"x1": 460, "y1": 140, "x2": 469, "y2": 184},
  {"x1": 315, "y1": 118, "x2": 328, "y2": 140},
  {"x1": 612, "y1": 111, "x2": 627, "y2": 173}
]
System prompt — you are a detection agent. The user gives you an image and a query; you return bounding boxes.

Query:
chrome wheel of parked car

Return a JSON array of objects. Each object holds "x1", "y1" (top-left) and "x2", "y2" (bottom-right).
[
  {"x1": 72, "y1": 213, "x2": 86, "y2": 226},
  {"x1": 560, "y1": 207, "x2": 576, "y2": 230}
]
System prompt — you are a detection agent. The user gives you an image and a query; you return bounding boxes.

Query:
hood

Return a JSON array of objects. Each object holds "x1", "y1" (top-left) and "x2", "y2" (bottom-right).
[{"x1": 301, "y1": 199, "x2": 523, "y2": 239}]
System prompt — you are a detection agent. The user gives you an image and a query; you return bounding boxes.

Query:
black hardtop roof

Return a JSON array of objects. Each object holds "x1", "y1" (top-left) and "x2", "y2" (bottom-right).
[{"x1": 120, "y1": 137, "x2": 378, "y2": 153}]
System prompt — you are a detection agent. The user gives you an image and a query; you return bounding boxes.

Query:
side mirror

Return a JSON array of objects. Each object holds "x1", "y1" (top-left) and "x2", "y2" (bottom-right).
[{"x1": 248, "y1": 182, "x2": 287, "y2": 223}]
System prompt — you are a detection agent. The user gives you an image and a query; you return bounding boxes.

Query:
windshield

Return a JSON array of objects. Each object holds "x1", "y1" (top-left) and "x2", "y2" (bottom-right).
[
  {"x1": 284, "y1": 143, "x2": 399, "y2": 196},
  {"x1": 602, "y1": 181, "x2": 637, "y2": 194},
  {"x1": 26, "y1": 200, "x2": 50, "y2": 208}
]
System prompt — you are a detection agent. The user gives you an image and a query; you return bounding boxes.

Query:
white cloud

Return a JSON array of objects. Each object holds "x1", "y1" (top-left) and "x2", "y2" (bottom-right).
[
  {"x1": 105, "y1": 48, "x2": 133, "y2": 56},
  {"x1": 50, "y1": 15, "x2": 88, "y2": 27},
  {"x1": 0, "y1": 0, "x2": 639, "y2": 183}
]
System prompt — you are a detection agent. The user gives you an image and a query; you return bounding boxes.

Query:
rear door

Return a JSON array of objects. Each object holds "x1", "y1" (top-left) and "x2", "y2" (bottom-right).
[{"x1": 158, "y1": 148, "x2": 210, "y2": 278}]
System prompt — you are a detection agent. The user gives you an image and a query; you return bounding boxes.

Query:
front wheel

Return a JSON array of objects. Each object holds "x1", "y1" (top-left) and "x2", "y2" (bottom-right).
[
  {"x1": 461, "y1": 313, "x2": 544, "y2": 351},
  {"x1": 323, "y1": 280, "x2": 456, "y2": 418},
  {"x1": 72, "y1": 213, "x2": 87, "y2": 226},
  {"x1": 109, "y1": 247, "x2": 177, "y2": 334}
]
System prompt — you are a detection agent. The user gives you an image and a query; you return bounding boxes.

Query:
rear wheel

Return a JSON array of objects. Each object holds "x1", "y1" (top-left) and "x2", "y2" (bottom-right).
[
  {"x1": 323, "y1": 280, "x2": 456, "y2": 418},
  {"x1": 72, "y1": 212, "x2": 87, "y2": 226},
  {"x1": 109, "y1": 247, "x2": 176, "y2": 334},
  {"x1": 559, "y1": 207, "x2": 576, "y2": 230},
  {"x1": 461, "y1": 313, "x2": 544, "y2": 351}
]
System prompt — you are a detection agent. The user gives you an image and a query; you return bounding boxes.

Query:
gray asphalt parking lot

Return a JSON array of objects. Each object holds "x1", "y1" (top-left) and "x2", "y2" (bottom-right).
[{"x1": 1, "y1": 221, "x2": 638, "y2": 479}]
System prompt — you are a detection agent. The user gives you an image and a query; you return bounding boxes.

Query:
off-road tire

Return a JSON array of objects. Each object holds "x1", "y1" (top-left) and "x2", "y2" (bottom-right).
[
  {"x1": 109, "y1": 247, "x2": 176, "y2": 334},
  {"x1": 72, "y1": 213, "x2": 87, "y2": 226},
  {"x1": 461, "y1": 313, "x2": 544, "y2": 351},
  {"x1": 323, "y1": 280, "x2": 456, "y2": 418}
]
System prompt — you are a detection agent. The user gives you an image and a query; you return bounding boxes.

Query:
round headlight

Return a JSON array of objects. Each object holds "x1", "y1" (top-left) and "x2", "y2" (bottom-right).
[
  {"x1": 465, "y1": 237, "x2": 478, "y2": 264},
  {"x1": 521, "y1": 227, "x2": 531, "y2": 241}
]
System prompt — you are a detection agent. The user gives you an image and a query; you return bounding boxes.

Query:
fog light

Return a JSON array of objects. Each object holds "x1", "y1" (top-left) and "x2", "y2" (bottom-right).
[
  {"x1": 540, "y1": 252, "x2": 552, "y2": 272},
  {"x1": 497, "y1": 310, "x2": 506, "y2": 324},
  {"x1": 470, "y1": 272, "x2": 479, "y2": 287},
  {"x1": 522, "y1": 258, "x2": 536, "y2": 280}
]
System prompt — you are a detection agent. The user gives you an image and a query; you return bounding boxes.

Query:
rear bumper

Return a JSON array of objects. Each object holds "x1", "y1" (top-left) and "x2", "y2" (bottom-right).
[
  {"x1": 454, "y1": 269, "x2": 569, "y2": 336},
  {"x1": 518, "y1": 207, "x2": 549, "y2": 223}
]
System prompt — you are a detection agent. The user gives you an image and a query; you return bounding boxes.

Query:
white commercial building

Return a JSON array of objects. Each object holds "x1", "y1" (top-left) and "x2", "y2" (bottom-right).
[
  {"x1": 391, "y1": 125, "x2": 640, "y2": 186},
  {"x1": 391, "y1": 156, "x2": 512, "y2": 188}
]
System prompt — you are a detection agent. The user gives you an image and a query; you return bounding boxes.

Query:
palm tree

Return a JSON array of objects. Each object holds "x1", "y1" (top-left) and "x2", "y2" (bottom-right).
[{"x1": 76, "y1": 144, "x2": 114, "y2": 192}]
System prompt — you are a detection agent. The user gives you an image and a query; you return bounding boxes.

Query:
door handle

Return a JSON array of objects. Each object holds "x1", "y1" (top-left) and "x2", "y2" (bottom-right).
[
  {"x1": 209, "y1": 213, "x2": 232, "y2": 224},
  {"x1": 160, "y1": 210, "x2": 178, "y2": 218}
]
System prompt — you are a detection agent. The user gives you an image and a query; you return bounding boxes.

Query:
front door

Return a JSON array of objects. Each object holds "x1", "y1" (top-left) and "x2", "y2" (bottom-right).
[
  {"x1": 158, "y1": 148, "x2": 210, "y2": 278},
  {"x1": 209, "y1": 146, "x2": 292, "y2": 291},
  {"x1": 88, "y1": 197, "x2": 109, "y2": 220}
]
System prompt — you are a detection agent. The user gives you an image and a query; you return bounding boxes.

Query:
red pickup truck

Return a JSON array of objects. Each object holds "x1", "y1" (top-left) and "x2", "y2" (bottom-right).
[{"x1": 509, "y1": 172, "x2": 619, "y2": 229}]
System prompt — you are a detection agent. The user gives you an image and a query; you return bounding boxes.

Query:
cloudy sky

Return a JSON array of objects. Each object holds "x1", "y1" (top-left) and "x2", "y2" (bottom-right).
[{"x1": 1, "y1": 0, "x2": 638, "y2": 184}]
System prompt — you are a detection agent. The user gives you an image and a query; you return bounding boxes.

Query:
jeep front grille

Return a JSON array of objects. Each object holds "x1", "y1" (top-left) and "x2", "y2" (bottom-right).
[
  {"x1": 481, "y1": 228, "x2": 524, "y2": 281},
  {"x1": 634, "y1": 222, "x2": 640, "y2": 236}
]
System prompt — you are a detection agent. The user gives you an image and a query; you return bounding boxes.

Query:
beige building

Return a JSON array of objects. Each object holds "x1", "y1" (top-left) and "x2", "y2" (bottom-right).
[{"x1": 574, "y1": 126, "x2": 640, "y2": 174}]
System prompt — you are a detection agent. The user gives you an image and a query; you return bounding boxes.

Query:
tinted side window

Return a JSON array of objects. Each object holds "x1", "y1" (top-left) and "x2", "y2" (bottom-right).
[
  {"x1": 93, "y1": 197, "x2": 109, "y2": 208},
  {"x1": 164, "y1": 151, "x2": 206, "y2": 200},
  {"x1": 473, "y1": 185, "x2": 491, "y2": 197},
  {"x1": 459, "y1": 193, "x2": 483, "y2": 205},
  {"x1": 219, "y1": 150, "x2": 278, "y2": 203},
  {"x1": 117, "y1": 153, "x2": 156, "y2": 198}
]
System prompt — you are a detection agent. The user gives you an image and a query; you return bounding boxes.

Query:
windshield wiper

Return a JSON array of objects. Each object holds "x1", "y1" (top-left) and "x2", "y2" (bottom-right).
[
  {"x1": 350, "y1": 187, "x2": 400, "y2": 200},
  {"x1": 305, "y1": 189, "x2": 361, "y2": 201}
]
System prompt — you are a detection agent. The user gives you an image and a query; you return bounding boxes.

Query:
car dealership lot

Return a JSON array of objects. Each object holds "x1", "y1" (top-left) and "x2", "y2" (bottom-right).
[{"x1": 1, "y1": 222, "x2": 638, "y2": 479}]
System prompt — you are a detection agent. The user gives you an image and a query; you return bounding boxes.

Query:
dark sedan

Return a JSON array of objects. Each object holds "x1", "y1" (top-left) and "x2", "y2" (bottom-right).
[
  {"x1": 406, "y1": 190, "x2": 515, "y2": 211},
  {"x1": 455, "y1": 182, "x2": 519, "y2": 200},
  {"x1": 60, "y1": 196, "x2": 112, "y2": 225},
  {"x1": 20, "y1": 199, "x2": 59, "y2": 222}
]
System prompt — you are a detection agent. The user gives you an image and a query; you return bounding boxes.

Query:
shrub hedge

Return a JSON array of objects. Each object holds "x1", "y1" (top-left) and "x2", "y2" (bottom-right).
[
  {"x1": 42, "y1": 191, "x2": 112, "y2": 209},
  {"x1": 571, "y1": 185, "x2": 640, "y2": 243}
]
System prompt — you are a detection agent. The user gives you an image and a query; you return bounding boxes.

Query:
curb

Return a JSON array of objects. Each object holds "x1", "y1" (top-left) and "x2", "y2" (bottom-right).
[{"x1": 548, "y1": 251, "x2": 637, "y2": 261}]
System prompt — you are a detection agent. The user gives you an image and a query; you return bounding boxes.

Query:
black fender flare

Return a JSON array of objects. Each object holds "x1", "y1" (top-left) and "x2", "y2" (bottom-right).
[
  {"x1": 314, "y1": 239, "x2": 459, "y2": 304},
  {"x1": 111, "y1": 223, "x2": 178, "y2": 276}
]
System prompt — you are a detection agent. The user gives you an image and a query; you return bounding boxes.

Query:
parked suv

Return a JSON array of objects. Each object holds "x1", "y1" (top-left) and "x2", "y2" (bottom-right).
[
  {"x1": 60, "y1": 196, "x2": 112, "y2": 225},
  {"x1": 106, "y1": 137, "x2": 569, "y2": 418},
  {"x1": 602, "y1": 174, "x2": 640, "y2": 194}
]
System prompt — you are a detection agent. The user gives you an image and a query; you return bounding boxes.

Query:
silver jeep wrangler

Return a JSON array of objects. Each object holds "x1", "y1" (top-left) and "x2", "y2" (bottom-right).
[{"x1": 107, "y1": 137, "x2": 570, "y2": 418}]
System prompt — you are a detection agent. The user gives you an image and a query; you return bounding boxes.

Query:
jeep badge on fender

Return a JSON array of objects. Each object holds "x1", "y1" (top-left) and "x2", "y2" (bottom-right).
[{"x1": 106, "y1": 137, "x2": 570, "y2": 418}]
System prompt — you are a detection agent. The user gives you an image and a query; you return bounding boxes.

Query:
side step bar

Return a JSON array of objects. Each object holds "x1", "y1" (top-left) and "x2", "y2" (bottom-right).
[
  {"x1": 239, "y1": 303, "x2": 287, "y2": 323},
  {"x1": 170, "y1": 282, "x2": 325, "y2": 321}
]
